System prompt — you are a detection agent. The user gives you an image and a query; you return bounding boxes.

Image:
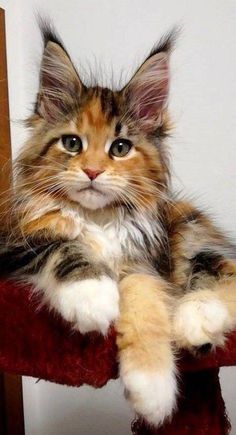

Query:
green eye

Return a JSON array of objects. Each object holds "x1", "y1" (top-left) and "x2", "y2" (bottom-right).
[
  {"x1": 109, "y1": 139, "x2": 133, "y2": 158},
  {"x1": 61, "y1": 135, "x2": 83, "y2": 153}
]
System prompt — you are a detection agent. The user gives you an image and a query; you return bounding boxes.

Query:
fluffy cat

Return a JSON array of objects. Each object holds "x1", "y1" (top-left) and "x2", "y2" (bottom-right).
[{"x1": 1, "y1": 22, "x2": 236, "y2": 427}]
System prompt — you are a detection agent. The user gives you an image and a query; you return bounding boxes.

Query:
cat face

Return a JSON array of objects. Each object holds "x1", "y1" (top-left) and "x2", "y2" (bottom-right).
[{"x1": 17, "y1": 26, "x2": 173, "y2": 212}]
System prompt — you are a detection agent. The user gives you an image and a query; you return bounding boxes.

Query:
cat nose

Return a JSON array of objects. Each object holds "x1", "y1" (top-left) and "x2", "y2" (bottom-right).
[{"x1": 83, "y1": 168, "x2": 104, "y2": 180}]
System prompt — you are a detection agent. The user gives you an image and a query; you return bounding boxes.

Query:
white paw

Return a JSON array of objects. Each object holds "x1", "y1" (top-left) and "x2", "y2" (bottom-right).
[
  {"x1": 122, "y1": 369, "x2": 177, "y2": 427},
  {"x1": 52, "y1": 276, "x2": 119, "y2": 334},
  {"x1": 173, "y1": 293, "x2": 231, "y2": 349}
]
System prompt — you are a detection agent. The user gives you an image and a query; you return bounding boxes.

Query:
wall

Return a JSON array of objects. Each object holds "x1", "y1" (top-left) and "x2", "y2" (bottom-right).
[{"x1": 1, "y1": 0, "x2": 236, "y2": 433}]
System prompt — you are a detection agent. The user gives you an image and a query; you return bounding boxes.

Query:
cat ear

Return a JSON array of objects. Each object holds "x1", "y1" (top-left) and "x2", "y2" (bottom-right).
[
  {"x1": 123, "y1": 31, "x2": 175, "y2": 133},
  {"x1": 36, "y1": 23, "x2": 83, "y2": 123}
]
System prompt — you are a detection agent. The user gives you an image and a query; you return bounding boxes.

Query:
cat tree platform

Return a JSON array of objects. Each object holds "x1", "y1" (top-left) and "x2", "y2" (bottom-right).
[{"x1": 0, "y1": 279, "x2": 235, "y2": 434}]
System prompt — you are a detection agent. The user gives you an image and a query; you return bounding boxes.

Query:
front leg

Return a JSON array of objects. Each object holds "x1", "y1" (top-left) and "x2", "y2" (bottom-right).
[
  {"x1": 116, "y1": 273, "x2": 177, "y2": 427},
  {"x1": 173, "y1": 278, "x2": 236, "y2": 352},
  {"x1": 43, "y1": 276, "x2": 119, "y2": 335},
  {"x1": 1, "y1": 238, "x2": 119, "y2": 335},
  {"x1": 164, "y1": 200, "x2": 236, "y2": 354},
  {"x1": 35, "y1": 242, "x2": 119, "y2": 334}
]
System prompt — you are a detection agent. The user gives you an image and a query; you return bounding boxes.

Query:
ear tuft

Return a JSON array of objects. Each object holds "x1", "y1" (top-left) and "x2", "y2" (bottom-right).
[
  {"x1": 148, "y1": 26, "x2": 179, "y2": 59},
  {"x1": 37, "y1": 15, "x2": 68, "y2": 54}
]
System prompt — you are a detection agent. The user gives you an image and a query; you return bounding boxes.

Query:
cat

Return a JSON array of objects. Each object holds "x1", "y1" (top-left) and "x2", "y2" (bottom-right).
[{"x1": 1, "y1": 21, "x2": 236, "y2": 428}]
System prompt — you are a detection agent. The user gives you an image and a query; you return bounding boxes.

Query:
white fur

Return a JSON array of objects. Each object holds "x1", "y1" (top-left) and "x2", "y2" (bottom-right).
[
  {"x1": 122, "y1": 368, "x2": 177, "y2": 427},
  {"x1": 118, "y1": 210, "x2": 161, "y2": 249},
  {"x1": 173, "y1": 294, "x2": 231, "y2": 348},
  {"x1": 65, "y1": 168, "x2": 119, "y2": 210},
  {"x1": 60, "y1": 208, "x2": 84, "y2": 238},
  {"x1": 60, "y1": 205, "x2": 161, "y2": 262},
  {"x1": 69, "y1": 187, "x2": 114, "y2": 210},
  {"x1": 84, "y1": 223, "x2": 121, "y2": 266},
  {"x1": 34, "y1": 270, "x2": 119, "y2": 334}
]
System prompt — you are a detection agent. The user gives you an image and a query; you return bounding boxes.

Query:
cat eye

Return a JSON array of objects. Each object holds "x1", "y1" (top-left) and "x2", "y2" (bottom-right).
[
  {"x1": 61, "y1": 135, "x2": 83, "y2": 153},
  {"x1": 109, "y1": 139, "x2": 133, "y2": 158}
]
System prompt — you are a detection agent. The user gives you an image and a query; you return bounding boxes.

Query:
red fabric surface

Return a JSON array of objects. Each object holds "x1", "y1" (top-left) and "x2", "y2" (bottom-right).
[
  {"x1": 0, "y1": 279, "x2": 235, "y2": 434},
  {"x1": 0, "y1": 279, "x2": 236, "y2": 388}
]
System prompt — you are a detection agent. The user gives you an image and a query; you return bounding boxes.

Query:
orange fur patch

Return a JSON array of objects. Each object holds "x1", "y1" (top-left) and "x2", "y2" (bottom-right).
[{"x1": 116, "y1": 273, "x2": 174, "y2": 372}]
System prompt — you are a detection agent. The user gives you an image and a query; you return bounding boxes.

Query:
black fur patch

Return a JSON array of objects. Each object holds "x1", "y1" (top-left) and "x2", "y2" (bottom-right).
[
  {"x1": 54, "y1": 253, "x2": 115, "y2": 281},
  {"x1": 115, "y1": 121, "x2": 122, "y2": 136},
  {"x1": 100, "y1": 88, "x2": 118, "y2": 119},
  {"x1": 40, "y1": 137, "x2": 60, "y2": 157},
  {"x1": 38, "y1": 16, "x2": 68, "y2": 53},
  {"x1": 191, "y1": 251, "x2": 223, "y2": 277},
  {"x1": 184, "y1": 210, "x2": 202, "y2": 224},
  {"x1": 154, "y1": 248, "x2": 171, "y2": 279},
  {"x1": 27, "y1": 241, "x2": 63, "y2": 274},
  {"x1": 54, "y1": 255, "x2": 90, "y2": 280},
  {"x1": 0, "y1": 239, "x2": 62, "y2": 277},
  {"x1": 147, "y1": 27, "x2": 179, "y2": 59}
]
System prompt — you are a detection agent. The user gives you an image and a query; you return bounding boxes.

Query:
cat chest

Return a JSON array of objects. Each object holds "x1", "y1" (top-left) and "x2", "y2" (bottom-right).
[
  {"x1": 82, "y1": 221, "x2": 155, "y2": 266},
  {"x1": 61, "y1": 209, "x2": 157, "y2": 263}
]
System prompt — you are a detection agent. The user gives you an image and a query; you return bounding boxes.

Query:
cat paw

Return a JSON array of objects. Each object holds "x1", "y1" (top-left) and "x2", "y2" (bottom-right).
[
  {"x1": 53, "y1": 276, "x2": 119, "y2": 334},
  {"x1": 122, "y1": 369, "x2": 177, "y2": 427},
  {"x1": 173, "y1": 292, "x2": 231, "y2": 351}
]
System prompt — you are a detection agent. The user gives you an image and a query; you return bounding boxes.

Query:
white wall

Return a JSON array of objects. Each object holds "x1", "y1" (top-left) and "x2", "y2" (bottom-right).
[{"x1": 1, "y1": 0, "x2": 236, "y2": 433}]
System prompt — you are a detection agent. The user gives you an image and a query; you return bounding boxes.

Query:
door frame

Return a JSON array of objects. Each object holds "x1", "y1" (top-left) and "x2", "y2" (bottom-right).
[{"x1": 0, "y1": 7, "x2": 25, "y2": 435}]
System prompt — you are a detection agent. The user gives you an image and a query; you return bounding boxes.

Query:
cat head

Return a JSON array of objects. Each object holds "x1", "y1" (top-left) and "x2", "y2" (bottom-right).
[{"x1": 17, "y1": 22, "x2": 175, "y2": 212}]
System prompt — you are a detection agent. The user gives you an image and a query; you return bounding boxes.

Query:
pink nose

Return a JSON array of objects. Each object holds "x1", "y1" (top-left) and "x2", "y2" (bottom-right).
[{"x1": 83, "y1": 168, "x2": 104, "y2": 180}]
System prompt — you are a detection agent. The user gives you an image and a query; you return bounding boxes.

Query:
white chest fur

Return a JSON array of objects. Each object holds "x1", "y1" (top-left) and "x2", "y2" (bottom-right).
[{"x1": 61, "y1": 207, "x2": 161, "y2": 264}]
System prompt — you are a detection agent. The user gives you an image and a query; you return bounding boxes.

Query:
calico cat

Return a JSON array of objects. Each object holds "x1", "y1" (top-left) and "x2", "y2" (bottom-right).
[{"x1": 1, "y1": 22, "x2": 236, "y2": 427}]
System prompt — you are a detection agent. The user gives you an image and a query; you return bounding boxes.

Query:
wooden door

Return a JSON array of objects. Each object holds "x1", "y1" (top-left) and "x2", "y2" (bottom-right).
[
  {"x1": 0, "y1": 8, "x2": 25, "y2": 435},
  {"x1": 0, "y1": 7, "x2": 12, "y2": 212}
]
